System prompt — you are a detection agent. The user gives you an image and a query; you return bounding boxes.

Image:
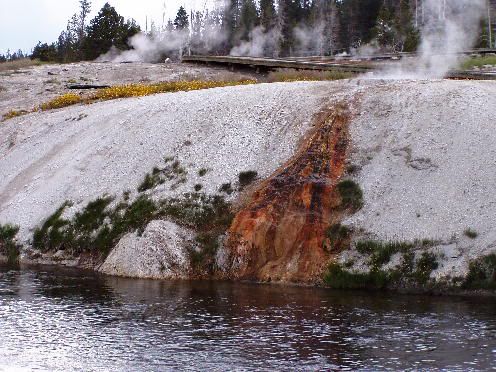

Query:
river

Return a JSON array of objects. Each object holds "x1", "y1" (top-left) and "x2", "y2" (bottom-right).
[{"x1": 0, "y1": 265, "x2": 495, "y2": 371}]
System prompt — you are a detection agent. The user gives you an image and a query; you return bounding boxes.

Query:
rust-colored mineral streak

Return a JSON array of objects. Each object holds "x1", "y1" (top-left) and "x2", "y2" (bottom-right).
[{"x1": 226, "y1": 104, "x2": 351, "y2": 283}]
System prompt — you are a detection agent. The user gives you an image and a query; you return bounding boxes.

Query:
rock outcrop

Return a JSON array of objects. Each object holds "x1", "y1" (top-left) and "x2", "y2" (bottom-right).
[
  {"x1": 99, "y1": 220, "x2": 193, "y2": 279},
  {"x1": 225, "y1": 104, "x2": 352, "y2": 283}
]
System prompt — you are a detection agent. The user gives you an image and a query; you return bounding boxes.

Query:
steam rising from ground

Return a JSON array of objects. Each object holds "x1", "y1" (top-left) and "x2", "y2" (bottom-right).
[{"x1": 387, "y1": 0, "x2": 486, "y2": 78}]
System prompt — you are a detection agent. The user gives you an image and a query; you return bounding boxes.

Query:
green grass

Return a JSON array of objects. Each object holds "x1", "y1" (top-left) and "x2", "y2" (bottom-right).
[
  {"x1": 463, "y1": 254, "x2": 496, "y2": 290},
  {"x1": 0, "y1": 224, "x2": 21, "y2": 266},
  {"x1": 337, "y1": 179, "x2": 363, "y2": 211},
  {"x1": 461, "y1": 56, "x2": 496, "y2": 70}
]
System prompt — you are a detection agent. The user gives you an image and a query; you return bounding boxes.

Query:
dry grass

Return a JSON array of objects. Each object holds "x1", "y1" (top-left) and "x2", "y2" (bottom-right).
[
  {"x1": 2, "y1": 79, "x2": 259, "y2": 121},
  {"x1": 40, "y1": 93, "x2": 82, "y2": 111},
  {"x1": 2, "y1": 110, "x2": 30, "y2": 121},
  {"x1": 89, "y1": 80, "x2": 257, "y2": 101},
  {"x1": 0, "y1": 59, "x2": 47, "y2": 73},
  {"x1": 267, "y1": 69, "x2": 355, "y2": 82}
]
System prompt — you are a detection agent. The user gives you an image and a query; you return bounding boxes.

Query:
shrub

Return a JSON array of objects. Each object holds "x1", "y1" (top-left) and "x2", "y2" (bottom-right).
[
  {"x1": 194, "y1": 184, "x2": 203, "y2": 192},
  {"x1": 324, "y1": 263, "x2": 389, "y2": 289},
  {"x1": 464, "y1": 228, "x2": 478, "y2": 239},
  {"x1": 238, "y1": 171, "x2": 258, "y2": 187},
  {"x1": 198, "y1": 168, "x2": 208, "y2": 177},
  {"x1": 219, "y1": 183, "x2": 234, "y2": 195},
  {"x1": 0, "y1": 224, "x2": 21, "y2": 265},
  {"x1": 326, "y1": 223, "x2": 351, "y2": 250},
  {"x1": 463, "y1": 254, "x2": 496, "y2": 289},
  {"x1": 414, "y1": 251, "x2": 439, "y2": 284},
  {"x1": 337, "y1": 179, "x2": 363, "y2": 211}
]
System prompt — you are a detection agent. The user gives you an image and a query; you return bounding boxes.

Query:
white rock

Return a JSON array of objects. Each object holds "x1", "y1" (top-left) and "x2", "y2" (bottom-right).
[{"x1": 98, "y1": 220, "x2": 193, "y2": 279}]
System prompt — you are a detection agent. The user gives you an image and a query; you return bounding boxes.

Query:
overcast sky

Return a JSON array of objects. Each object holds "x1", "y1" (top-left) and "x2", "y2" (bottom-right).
[{"x1": 0, "y1": 0, "x2": 216, "y2": 54}]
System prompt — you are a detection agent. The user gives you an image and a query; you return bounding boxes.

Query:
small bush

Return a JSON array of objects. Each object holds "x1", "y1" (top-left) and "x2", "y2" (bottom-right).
[
  {"x1": 337, "y1": 179, "x2": 363, "y2": 211},
  {"x1": 464, "y1": 228, "x2": 478, "y2": 239},
  {"x1": 463, "y1": 254, "x2": 496, "y2": 289},
  {"x1": 219, "y1": 183, "x2": 234, "y2": 195},
  {"x1": 198, "y1": 168, "x2": 208, "y2": 177},
  {"x1": 0, "y1": 224, "x2": 21, "y2": 265},
  {"x1": 238, "y1": 171, "x2": 258, "y2": 187},
  {"x1": 194, "y1": 184, "x2": 203, "y2": 192},
  {"x1": 40, "y1": 93, "x2": 82, "y2": 111},
  {"x1": 326, "y1": 223, "x2": 351, "y2": 250},
  {"x1": 324, "y1": 263, "x2": 389, "y2": 289},
  {"x1": 414, "y1": 251, "x2": 439, "y2": 284}
]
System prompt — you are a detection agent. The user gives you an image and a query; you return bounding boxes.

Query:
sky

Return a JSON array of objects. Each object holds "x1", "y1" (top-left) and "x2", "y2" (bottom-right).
[{"x1": 0, "y1": 0, "x2": 218, "y2": 54}]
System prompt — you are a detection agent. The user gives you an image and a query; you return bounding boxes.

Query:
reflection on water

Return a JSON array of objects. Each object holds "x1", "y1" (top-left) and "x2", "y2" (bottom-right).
[{"x1": 0, "y1": 265, "x2": 495, "y2": 371}]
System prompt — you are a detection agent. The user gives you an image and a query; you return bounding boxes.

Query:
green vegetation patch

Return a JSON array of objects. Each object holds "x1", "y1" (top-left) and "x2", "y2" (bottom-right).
[
  {"x1": 461, "y1": 55, "x2": 496, "y2": 70},
  {"x1": 337, "y1": 179, "x2": 363, "y2": 211},
  {"x1": 464, "y1": 228, "x2": 478, "y2": 239},
  {"x1": 325, "y1": 238, "x2": 440, "y2": 290},
  {"x1": 32, "y1": 158, "x2": 234, "y2": 272},
  {"x1": 326, "y1": 223, "x2": 352, "y2": 250},
  {"x1": 0, "y1": 224, "x2": 21, "y2": 266},
  {"x1": 238, "y1": 171, "x2": 258, "y2": 188},
  {"x1": 463, "y1": 254, "x2": 496, "y2": 290},
  {"x1": 138, "y1": 158, "x2": 187, "y2": 192}
]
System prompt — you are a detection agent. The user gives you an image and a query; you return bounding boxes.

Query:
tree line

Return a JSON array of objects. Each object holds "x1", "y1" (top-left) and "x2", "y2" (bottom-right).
[
  {"x1": 1, "y1": 0, "x2": 494, "y2": 64},
  {"x1": 30, "y1": 1, "x2": 140, "y2": 63}
]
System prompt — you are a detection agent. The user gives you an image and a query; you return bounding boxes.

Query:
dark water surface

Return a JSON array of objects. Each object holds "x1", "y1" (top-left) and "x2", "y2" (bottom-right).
[{"x1": 0, "y1": 265, "x2": 495, "y2": 371}]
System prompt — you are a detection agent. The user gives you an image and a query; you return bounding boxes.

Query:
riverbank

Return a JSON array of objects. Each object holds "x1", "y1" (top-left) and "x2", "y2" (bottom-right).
[{"x1": 1, "y1": 67, "x2": 496, "y2": 292}]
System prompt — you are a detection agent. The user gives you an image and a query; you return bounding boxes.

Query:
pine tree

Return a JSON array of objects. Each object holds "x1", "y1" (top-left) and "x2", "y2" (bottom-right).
[
  {"x1": 174, "y1": 6, "x2": 189, "y2": 30},
  {"x1": 82, "y1": 3, "x2": 140, "y2": 60},
  {"x1": 259, "y1": 0, "x2": 276, "y2": 30},
  {"x1": 238, "y1": 0, "x2": 259, "y2": 40}
]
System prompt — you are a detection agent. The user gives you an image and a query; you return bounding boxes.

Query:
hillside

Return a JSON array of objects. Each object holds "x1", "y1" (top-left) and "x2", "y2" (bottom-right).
[{"x1": 1, "y1": 72, "x2": 496, "y2": 291}]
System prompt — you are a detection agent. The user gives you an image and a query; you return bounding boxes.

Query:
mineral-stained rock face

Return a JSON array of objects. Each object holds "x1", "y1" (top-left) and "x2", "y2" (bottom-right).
[
  {"x1": 225, "y1": 104, "x2": 351, "y2": 283},
  {"x1": 99, "y1": 220, "x2": 194, "y2": 279}
]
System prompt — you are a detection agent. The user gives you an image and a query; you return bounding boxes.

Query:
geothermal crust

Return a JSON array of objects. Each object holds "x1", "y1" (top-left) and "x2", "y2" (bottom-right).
[{"x1": 1, "y1": 74, "x2": 496, "y2": 284}]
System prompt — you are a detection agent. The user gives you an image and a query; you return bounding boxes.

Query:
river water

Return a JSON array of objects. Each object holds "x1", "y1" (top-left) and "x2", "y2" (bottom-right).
[{"x1": 0, "y1": 265, "x2": 495, "y2": 371}]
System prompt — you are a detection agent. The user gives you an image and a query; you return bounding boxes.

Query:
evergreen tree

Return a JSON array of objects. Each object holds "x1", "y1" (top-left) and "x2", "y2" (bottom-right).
[
  {"x1": 174, "y1": 6, "x2": 189, "y2": 30},
  {"x1": 82, "y1": 3, "x2": 140, "y2": 60},
  {"x1": 259, "y1": 0, "x2": 276, "y2": 30},
  {"x1": 238, "y1": 0, "x2": 259, "y2": 40}
]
